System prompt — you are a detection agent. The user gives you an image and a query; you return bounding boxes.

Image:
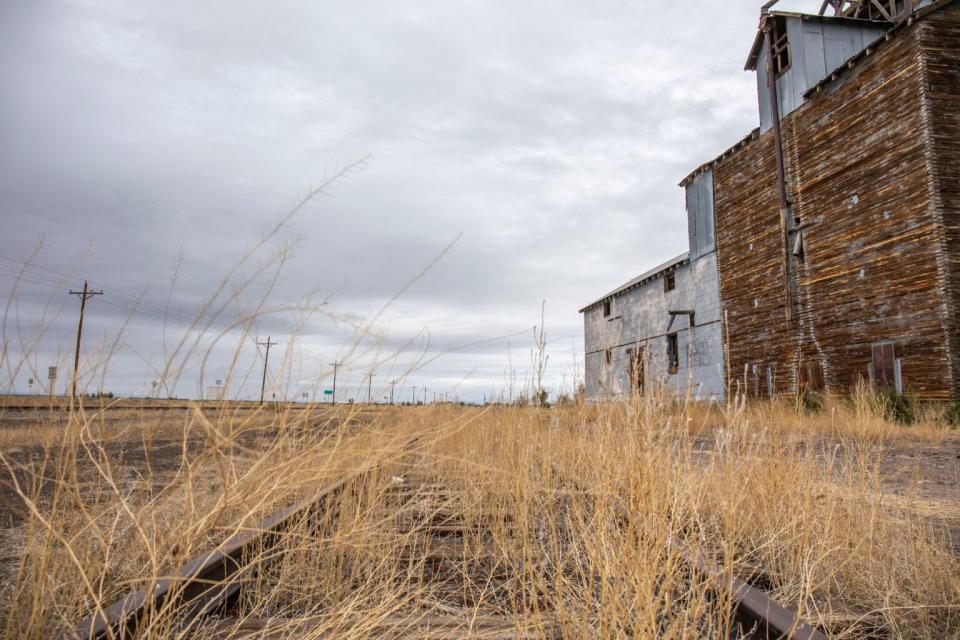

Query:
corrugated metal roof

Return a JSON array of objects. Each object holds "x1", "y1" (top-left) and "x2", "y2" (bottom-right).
[{"x1": 579, "y1": 252, "x2": 688, "y2": 313}]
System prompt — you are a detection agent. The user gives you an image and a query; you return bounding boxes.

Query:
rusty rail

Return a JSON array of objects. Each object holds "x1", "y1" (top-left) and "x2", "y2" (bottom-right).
[
  {"x1": 69, "y1": 472, "x2": 361, "y2": 640},
  {"x1": 550, "y1": 464, "x2": 827, "y2": 640},
  {"x1": 70, "y1": 441, "x2": 824, "y2": 640},
  {"x1": 668, "y1": 537, "x2": 827, "y2": 640},
  {"x1": 68, "y1": 431, "x2": 423, "y2": 640}
]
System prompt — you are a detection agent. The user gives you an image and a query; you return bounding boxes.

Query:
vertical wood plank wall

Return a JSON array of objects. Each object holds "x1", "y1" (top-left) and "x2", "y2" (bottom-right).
[{"x1": 918, "y1": 8, "x2": 960, "y2": 399}]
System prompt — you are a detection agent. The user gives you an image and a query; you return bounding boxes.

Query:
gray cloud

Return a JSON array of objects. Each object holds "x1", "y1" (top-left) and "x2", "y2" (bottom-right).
[{"x1": 0, "y1": 0, "x2": 797, "y2": 400}]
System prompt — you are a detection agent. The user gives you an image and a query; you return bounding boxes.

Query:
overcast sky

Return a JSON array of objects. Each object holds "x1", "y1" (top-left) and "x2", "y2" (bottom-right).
[{"x1": 0, "y1": 0, "x2": 815, "y2": 402}]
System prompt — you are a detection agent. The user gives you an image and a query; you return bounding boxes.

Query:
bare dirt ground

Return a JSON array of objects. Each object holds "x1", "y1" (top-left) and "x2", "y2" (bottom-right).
[
  {"x1": 688, "y1": 428, "x2": 960, "y2": 552},
  {"x1": 874, "y1": 434, "x2": 960, "y2": 550}
]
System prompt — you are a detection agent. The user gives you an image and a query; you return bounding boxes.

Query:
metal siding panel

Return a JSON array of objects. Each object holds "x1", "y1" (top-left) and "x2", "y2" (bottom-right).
[
  {"x1": 786, "y1": 17, "x2": 809, "y2": 93},
  {"x1": 757, "y1": 48, "x2": 772, "y2": 132},
  {"x1": 697, "y1": 176, "x2": 708, "y2": 257},
  {"x1": 841, "y1": 23, "x2": 863, "y2": 59},
  {"x1": 687, "y1": 181, "x2": 699, "y2": 257},
  {"x1": 688, "y1": 171, "x2": 716, "y2": 260},
  {"x1": 822, "y1": 22, "x2": 847, "y2": 70},
  {"x1": 776, "y1": 70, "x2": 791, "y2": 117},
  {"x1": 697, "y1": 173, "x2": 708, "y2": 256},
  {"x1": 802, "y1": 25, "x2": 828, "y2": 83},
  {"x1": 702, "y1": 170, "x2": 716, "y2": 253}
]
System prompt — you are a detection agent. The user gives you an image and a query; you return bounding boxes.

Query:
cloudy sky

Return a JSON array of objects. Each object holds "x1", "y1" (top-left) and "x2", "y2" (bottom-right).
[{"x1": 0, "y1": 0, "x2": 814, "y2": 402}]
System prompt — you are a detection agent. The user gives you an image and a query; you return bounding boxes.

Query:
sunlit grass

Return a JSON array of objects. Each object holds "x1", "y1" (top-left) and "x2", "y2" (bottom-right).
[{"x1": 0, "y1": 393, "x2": 957, "y2": 639}]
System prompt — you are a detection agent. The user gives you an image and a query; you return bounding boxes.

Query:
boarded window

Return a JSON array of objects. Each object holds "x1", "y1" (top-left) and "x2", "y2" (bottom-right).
[
  {"x1": 871, "y1": 342, "x2": 896, "y2": 389},
  {"x1": 664, "y1": 272, "x2": 676, "y2": 293},
  {"x1": 627, "y1": 347, "x2": 645, "y2": 392},
  {"x1": 798, "y1": 360, "x2": 824, "y2": 392},
  {"x1": 666, "y1": 334, "x2": 679, "y2": 375},
  {"x1": 603, "y1": 300, "x2": 611, "y2": 317}
]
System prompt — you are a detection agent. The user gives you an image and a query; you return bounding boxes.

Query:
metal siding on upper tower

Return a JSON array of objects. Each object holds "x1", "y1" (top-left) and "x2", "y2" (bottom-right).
[
  {"x1": 686, "y1": 169, "x2": 715, "y2": 260},
  {"x1": 758, "y1": 15, "x2": 889, "y2": 131}
]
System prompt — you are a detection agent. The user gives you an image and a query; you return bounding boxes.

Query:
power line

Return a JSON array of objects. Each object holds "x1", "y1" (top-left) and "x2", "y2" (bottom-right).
[
  {"x1": 0, "y1": 256, "x2": 215, "y2": 332},
  {"x1": 0, "y1": 256, "x2": 173, "y2": 316},
  {"x1": 0, "y1": 255, "x2": 211, "y2": 331}
]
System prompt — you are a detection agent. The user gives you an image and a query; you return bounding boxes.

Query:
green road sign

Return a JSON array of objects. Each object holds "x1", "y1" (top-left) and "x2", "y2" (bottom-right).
[{"x1": 323, "y1": 389, "x2": 333, "y2": 395}]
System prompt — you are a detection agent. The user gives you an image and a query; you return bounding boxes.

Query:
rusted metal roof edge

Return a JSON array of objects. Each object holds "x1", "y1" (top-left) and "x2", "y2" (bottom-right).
[
  {"x1": 579, "y1": 252, "x2": 689, "y2": 313},
  {"x1": 802, "y1": 0, "x2": 957, "y2": 99}
]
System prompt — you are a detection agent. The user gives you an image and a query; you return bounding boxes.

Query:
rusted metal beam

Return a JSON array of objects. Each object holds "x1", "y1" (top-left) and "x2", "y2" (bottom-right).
[
  {"x1": 669, "y1": 538, "x2": 828, "y2": 640},
  {"x1": 67, "y1": 431, "x2": 425, "y2": 640}
]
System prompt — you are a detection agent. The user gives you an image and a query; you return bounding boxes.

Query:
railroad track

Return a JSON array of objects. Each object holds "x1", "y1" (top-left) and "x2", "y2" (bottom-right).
[
  {"x1": 548, "y1": 466, "x2": 828, "y2": 640},
  {"x1": 69, "y1": 441, "x2": 828, "y2": 640}
]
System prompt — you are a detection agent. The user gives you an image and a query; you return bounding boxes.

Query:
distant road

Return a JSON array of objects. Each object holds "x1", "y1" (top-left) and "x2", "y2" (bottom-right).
[{"x1": 0, "y1": 395, "x2": 343, "y2": 412}]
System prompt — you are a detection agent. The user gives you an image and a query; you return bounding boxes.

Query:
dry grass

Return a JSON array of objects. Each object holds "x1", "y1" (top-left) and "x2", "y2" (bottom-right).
[{"x1": 0, "y1": 393, "x2": 957, "y2": 639}]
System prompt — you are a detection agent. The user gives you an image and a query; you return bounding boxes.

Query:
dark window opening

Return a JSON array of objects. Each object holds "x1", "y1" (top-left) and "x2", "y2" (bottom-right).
[
  {"x1": 870, "y1": 342, "x2": 896, "y2": 390},
  {"x1": 603, "y1": 300, "x2": 611, "y2": 317},
  {"x1": 666, "y1": 334, "x2": 679, "y2": 375},
  {"x1": 627, "y1": 347, "x2": 645, "y2": 393},
  {"x1": 605, "y1": 348, "x2": 613, "y2": 366},
  {"x1": 772, "y1": 17, "x2": 791, "y2": 78},
  {"x1": 664, "y1": 272, "x2": 676, "y2": 293}
]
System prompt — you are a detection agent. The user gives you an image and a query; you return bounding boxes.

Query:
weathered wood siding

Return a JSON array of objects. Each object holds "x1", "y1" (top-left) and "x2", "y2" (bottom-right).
[
  {"x1": 713, "y1": 134, "x2": 796, "y2": 396},
  {"x1": 715, "y1": 12, "x2": 957, "y2": 399},
  {"x1": 918, "y1": 5, "x2": 960, "y2": 399}
]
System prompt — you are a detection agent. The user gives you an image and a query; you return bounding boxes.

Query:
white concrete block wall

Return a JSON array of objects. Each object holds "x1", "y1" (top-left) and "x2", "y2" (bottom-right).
[{"x1": 583, "y1": 251, "x2": 724, "y2": 401}]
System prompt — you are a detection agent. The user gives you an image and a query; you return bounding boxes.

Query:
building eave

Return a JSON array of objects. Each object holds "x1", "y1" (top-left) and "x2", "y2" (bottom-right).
[
  {"x1": 679, "y1": 129, "x2": 759, "y2": 188},
  {"x1": 579, "y1": 252, "x2": 689, "y2": 314}
]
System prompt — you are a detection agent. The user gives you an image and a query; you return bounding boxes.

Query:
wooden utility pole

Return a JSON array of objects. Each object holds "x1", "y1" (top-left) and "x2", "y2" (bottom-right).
[
  {"x1": 390, "y1": 379, "x2": 396, "y2": 405},
  {"x1": 258, "y1": 336, "x2": 278, "y2": 405},
  {"x1": 329, "y1": 361, "x2": 340, "y2": 404},
  {"x1": 366, "y1": 370, "x2": 375, "y2": 404},
  {"x1": 69, "y1": 280, "x2": 102, "y2": 401}
]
